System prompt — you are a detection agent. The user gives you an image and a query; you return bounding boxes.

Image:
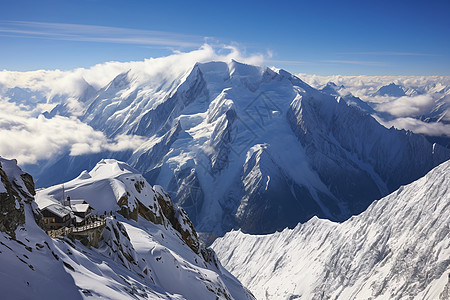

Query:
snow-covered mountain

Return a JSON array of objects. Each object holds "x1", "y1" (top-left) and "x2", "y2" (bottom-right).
[
  {"x1": 423, "y1": 90, "x2": 450, "y2": 125},
  {"x1": 373, "y1": 82, "x2": 409, "y2": 97},
  {"x1": 28, "y1": 61, "x2": 450, "y2": 236},
  {"x1": 0, "y1": 157, "x2": 254, "y2": 299},
  {"x1": 212, "y1": 159, "x2": 450, "y2": 300},
  {"x1": 320, "y1": 82, "x2": 345, "y2": 96}
]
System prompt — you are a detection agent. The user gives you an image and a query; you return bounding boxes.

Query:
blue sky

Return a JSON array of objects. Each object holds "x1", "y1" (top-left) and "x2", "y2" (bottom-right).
[{"x1": 1, "y1": 0, "x2": 449, "y2": 75}]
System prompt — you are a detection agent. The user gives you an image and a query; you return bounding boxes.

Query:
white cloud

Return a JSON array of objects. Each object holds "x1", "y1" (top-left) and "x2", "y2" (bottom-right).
[
  {"x1": 375, "y1": 94, "x2": 435, "y2": 117},
  {"x1": 375, "y1": 116, "x2": 450, "y2": 137},
  {"x1": 297, "y1": 73, "x2": 450, "y2": 97},
  {"x1": 0, "y1": 101, "x2": 146, "y2": 164}
]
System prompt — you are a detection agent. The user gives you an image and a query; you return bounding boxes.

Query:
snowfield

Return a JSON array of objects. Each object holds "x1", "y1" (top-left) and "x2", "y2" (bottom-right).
[{"x1": 212, "y1": 160, "x2": 450, "y2": 300}]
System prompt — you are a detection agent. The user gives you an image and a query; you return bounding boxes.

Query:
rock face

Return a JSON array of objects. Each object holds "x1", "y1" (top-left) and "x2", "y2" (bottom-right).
[
  {"x1": 154, "y1": 185, "x2": 200, "y2": 254},
  {"x1": 0, "y1": 157, "x2": 81, "y2": 299},
  {"x1": 99, "y1": 218, "x2": 140, "y2": 270},
  {"x1": 212, "y1": 160, "x2": 450, "y2": 300},
  {"x1": 0, "y1": 157, "x2": 42, "y2": 237},
  {"x1": 33, "y1": 61, "x2": 450, "y2": 236}
]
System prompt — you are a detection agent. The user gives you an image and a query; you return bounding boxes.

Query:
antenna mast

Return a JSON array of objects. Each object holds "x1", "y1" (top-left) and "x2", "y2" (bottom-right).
[{"x1": 62, "y1": 184, "x2": 65, "y2": 205}]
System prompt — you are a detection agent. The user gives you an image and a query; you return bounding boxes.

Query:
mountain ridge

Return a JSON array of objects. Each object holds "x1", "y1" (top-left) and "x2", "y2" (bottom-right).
[{"x1": 212, "y1": 159, "x2": 450, "y2": 299}]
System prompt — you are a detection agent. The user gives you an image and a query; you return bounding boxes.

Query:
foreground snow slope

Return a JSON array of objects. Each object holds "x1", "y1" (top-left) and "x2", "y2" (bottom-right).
[
  {"x1": 1, "y1": 157, "x2": 254, "y2": 299},
  {"x1": 212, "y1": 160, "x2": 450, "y2": 300}
]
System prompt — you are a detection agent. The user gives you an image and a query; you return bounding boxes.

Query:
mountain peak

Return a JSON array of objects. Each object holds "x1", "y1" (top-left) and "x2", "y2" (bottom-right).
[
  {"x1": 89, "y1": 158, "x2": 139, "y2": 179},
  {"x1": 374, "y1": 82, "x2": 406, "y2": 97},
  {"x1": 228, "y1": 59, "x2": 265, "y2": 78}
]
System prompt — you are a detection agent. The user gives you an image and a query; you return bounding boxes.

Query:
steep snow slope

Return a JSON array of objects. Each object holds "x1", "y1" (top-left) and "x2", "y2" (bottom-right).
[
  {"x1": 212, "y1": 160, "x2": 450, "y2": 300},
  {"x1": 0, "y1": 157, "x2": 82, "y2": 299},
  {"x1": 1, "y1": 157, "x2": 254, "y2": 300},
  {"x1": 36, "y1": 61, "x2": 450, "y2": 236}
]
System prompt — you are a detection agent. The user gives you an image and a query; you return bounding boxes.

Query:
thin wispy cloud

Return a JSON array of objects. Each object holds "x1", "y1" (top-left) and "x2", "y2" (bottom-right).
[
  {"x1": 266, "y1": 59, "x2": 307, "y2": 65},
  {"x1": 0, "y1": 21, "x2": 204, "y2": 48},
  {"x1": 323, "y1": 60, "x2": 383, "y2": 66},
  {"x1": 340, "y1": 51, "x2": 441, "y2": 57}
]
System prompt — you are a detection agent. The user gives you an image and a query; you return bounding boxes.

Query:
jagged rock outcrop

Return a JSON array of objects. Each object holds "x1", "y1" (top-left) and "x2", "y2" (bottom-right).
[
  {"x1": 99, "y1": 218, "x2": 140, "y2": 270},
  {"x1": 0, "y1": 158, "x2": 43, "y2": 237},
  {"x1": 154, "y1": 185, "x2": 200, "y2": 254}
]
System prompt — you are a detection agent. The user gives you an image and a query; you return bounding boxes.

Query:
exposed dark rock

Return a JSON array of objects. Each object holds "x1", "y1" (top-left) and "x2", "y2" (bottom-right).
[
  {"x1": 117, "y1": 195, "x2": 138, "y2": 221},
  {"x1": 137, "y1": 201, "x2": 164, "y2": 225},
  {"x1": 0, "y1": 160, "x2": 27, "y2": 237},
  {"x1": 154, "y1": 187, "x2": 200, "y2": 254}
]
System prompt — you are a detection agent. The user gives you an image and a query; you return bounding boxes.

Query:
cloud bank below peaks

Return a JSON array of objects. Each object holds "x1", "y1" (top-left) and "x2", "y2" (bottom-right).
[
  {"x1": 374, "y1": 94, "x2": 435, "y2": 117},
  {"x1": 0, "y1": 101, "x2": 146, "y2": 165},
  {"x1": 297, "y1": 73, "x2": 450, "y2": 137}
]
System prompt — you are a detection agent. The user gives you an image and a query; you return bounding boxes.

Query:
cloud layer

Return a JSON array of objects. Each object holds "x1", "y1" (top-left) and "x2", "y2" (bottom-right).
[
  {"x1": 0, "y1": 100, "x2": 146, "y2": 165},
  {"x1": 374, "y1": 116, "x2": 450, "y2": 138},
  {"x1": 374, "y1": 94, "x2": 435, "y2": 117}
]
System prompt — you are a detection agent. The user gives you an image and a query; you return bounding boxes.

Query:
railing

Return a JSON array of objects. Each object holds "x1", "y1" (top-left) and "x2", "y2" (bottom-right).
[
  {"x1": 46, "y1": 215, "x2": 108, "y2": 238},
  {"x1": 72, "y1": 220, "x2": 106, "y2": 233}
]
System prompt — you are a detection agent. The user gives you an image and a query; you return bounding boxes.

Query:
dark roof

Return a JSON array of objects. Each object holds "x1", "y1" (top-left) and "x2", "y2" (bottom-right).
[{"x1": 42, "y1": 203, "x2": 72, "y2": 218}]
